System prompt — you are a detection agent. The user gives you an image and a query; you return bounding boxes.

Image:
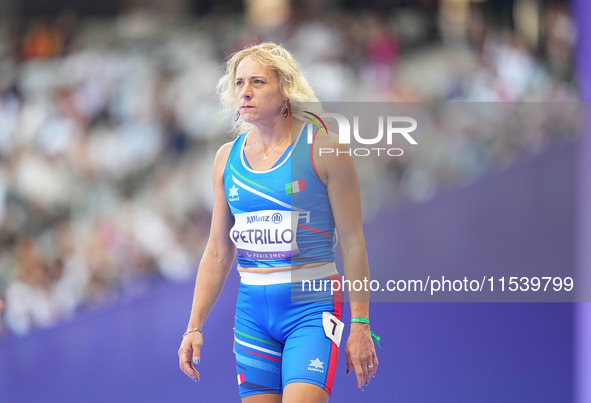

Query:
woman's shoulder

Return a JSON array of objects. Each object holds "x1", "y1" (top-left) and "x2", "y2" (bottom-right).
[
  {"x1": 212, "y1": 140, "x2": 237, "y2": 177},
  {"x1": 218, "y1": 139, "x2": 237, "y2": 155},
  {"x1": 312, "y1": 130, "x2": 340, "y2": 149},
  {"x1": 312, "y1": 130, "x2": 356, "y2": 184},
  {"x1": 216, "y1": 134, "x2": 245, "y2": 160}
]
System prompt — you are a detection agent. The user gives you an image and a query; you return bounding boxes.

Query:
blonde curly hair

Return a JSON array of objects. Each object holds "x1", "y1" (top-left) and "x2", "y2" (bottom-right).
[{"x1": 216, "y1": 42, "x2": 320, "y2": 135}]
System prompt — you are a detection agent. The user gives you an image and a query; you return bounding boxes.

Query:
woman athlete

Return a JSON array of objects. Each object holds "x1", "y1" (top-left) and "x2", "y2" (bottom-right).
[{"x1": 178, "y1": 42, "x2": 378, "y2": 402}]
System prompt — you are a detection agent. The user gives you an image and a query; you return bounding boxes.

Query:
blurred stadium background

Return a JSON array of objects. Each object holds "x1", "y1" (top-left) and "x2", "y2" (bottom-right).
[{"x1": 0, "y1": 0, "x2": 588, "y2": 402}]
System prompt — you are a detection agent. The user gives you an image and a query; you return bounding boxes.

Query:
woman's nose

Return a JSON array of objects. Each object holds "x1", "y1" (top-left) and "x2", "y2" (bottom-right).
[{"x1": 240, "y1": 83, "x2": 252, "y2": 99}]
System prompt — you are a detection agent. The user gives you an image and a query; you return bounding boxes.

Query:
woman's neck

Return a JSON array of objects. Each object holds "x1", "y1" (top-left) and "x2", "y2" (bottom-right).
[{"x1": 251, "y1": 116, "x2": 303, "y2": 147}]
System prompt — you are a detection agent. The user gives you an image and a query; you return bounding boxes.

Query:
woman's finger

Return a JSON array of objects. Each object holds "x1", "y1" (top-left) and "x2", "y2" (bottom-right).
[
  {"x1": 179, "y1": 343, "x2": 200, "y2": 382},
  {"x1": 354, "y1": 360, "x2": 365, "y2": 389},
  {"x1": 345, "y1": 349, "x2": 353, "y2": 375}
]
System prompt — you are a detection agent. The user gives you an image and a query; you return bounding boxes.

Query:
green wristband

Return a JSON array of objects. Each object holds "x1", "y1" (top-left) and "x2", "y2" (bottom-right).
[
  {"x1": 350, "y1": 317, "x2": 370, "y2": 324},
  {"x1": 351, "y1": 317, "x2": 381, "y2": 349},
  {"x1": 371, "y1": 330, "x2": 381, "y2": 349}
]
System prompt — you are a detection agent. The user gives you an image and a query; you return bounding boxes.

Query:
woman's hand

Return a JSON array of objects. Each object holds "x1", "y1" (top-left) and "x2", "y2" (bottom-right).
[
  {"x1": 345, "y1": 323, "x2": 378, "y2": 389},
  {"x1": 178, "y1": 332, "x2": 203, "y2": 382}
]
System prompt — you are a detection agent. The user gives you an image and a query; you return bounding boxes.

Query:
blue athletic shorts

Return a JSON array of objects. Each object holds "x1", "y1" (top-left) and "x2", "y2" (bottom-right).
[{"x1": 234, "y1": 273, "x2": 343, "y2": 398}]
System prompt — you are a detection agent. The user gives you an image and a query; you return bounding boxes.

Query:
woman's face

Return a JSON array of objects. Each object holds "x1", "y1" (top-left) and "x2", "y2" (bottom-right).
[{"x1": 234, "y1": 56, "x2": 285, "y2": 125}]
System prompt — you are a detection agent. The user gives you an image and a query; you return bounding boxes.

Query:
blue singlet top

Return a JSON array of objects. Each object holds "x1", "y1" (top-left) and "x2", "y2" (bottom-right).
[{"x1": 223, "y1": 122, "x2": 336, "y2": 268}]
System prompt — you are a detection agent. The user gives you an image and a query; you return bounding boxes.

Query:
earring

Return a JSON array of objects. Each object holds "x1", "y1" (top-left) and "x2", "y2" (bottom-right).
[
  {"x1": 280, "y1": 99, "x2": 290, "y2": 119},
  {"x1": 234, "y1": 110, "x2": 240, "y2": 122}
]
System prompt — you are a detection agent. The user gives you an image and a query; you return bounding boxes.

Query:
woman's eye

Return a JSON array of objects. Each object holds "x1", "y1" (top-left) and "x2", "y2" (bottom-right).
[
  {"x1": 236, "y1": 80, "x2": 243, "y2": 86},
  {"x1": 254, "y1": 79, "x2": 264, "y2": 84}
]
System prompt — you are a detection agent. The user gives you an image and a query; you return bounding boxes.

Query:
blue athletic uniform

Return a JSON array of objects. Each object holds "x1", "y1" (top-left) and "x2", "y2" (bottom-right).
[{"x1": 223, "y1": 122, "x2": 343, "y2": 397}]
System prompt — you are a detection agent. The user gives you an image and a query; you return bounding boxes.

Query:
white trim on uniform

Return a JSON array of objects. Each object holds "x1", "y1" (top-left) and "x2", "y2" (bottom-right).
[
  {"x1": 240, "y1": 120, "x2": 306, "y2": 174},
  {"x1": 239, "y1": 262, "x2": 338, "y2": 285}
]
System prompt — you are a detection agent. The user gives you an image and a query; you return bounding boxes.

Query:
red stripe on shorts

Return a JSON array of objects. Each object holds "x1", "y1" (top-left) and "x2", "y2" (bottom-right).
[
  {"x1": 324, "y1": 273, "x2": 343, "y2": 394},
  {"x1": 240, "y1": 347, "x2": 282, "y2": 363}
]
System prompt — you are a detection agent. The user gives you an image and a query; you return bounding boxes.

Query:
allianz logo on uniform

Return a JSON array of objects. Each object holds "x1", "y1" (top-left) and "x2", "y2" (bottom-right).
[
  {"x1": 246, "y1": 215, "x2": 270, "y2": 224},
  {"x1": 246, "y1": 213, "x2": 284, "y2": 224}
]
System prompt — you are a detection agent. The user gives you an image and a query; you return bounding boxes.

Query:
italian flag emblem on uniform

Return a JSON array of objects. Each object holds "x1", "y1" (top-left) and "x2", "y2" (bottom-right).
[{"x1": 286, "y1": 179, "x2": 306, "y2": 196}]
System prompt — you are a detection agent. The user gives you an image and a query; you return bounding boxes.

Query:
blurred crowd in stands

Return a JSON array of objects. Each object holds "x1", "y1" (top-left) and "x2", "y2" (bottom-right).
[{"x1": 0, "y1": 2, "x2": 578, "y2": 335}]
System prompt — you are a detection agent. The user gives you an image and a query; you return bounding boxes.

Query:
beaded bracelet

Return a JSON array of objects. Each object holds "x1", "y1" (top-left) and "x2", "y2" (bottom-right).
[{"x1": 182, "y1": 328, "x2": 202, "y2": 338}]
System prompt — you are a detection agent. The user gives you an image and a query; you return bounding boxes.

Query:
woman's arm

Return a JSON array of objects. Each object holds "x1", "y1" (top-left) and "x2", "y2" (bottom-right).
[
  {"x1": 314, "y1": 133, "x2": 379, "y2": 390},
  {"x1": 178, "y1": 142, "x2": 237, "y2": 382}
]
